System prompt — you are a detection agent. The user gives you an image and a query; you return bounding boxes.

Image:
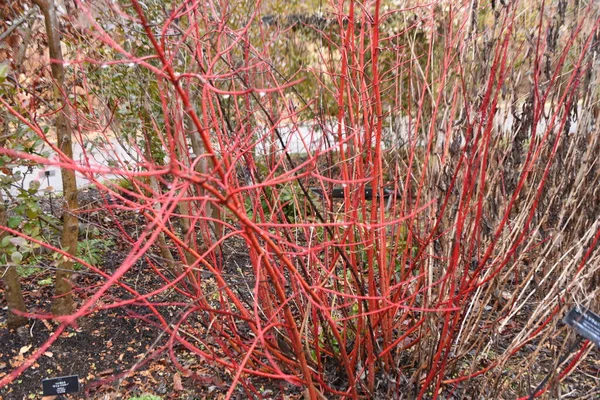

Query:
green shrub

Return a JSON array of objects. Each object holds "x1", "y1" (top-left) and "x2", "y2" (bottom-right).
[{"x1": 127, "y1": 394, "x2": 162, "y2": 400}]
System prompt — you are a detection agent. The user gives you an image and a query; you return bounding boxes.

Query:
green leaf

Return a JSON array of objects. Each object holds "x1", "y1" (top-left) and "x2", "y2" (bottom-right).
[
  {"x1": 26, "y1": 207, "x2": 38, "y2": 219},
  {"x1": 17, "y1": 266, "x2": 41, "y2": 278},
  {"x1": 0, "y1": 62, "x2": 8, "y2": 80},
  {"x1": 1, "y1": 236, "x2": 12, "y2": 247},
  {"x1": 9, "y1": 236, "x2": 28, "y2": 248},
  {"x1": 38, "y1": 278, "x2": 53, "y2": 286},
  {"x1": 28, "y1": 180, "x2": 41, "y2": 193},
  {"x1": 11, "y1": 251, "x2": 23, "y2": 264}
]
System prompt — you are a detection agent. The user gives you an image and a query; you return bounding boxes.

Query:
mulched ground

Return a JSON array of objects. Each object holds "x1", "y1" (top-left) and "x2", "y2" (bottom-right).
[
  {"x1": 0, "y1": 186, "x2": 308, "y2": 399},
  {"x1": 0, "y1": 237, "x2": 299, "y2": 400},
  {"x1": 1, "y1": 188, "x2": 599, "y2": 399}
]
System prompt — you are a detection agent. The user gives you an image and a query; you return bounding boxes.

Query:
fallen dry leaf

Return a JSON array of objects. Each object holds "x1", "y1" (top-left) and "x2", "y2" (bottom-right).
[
  {"x1": 173, "y1": 372, "x2": 184, "y2": 391},
  {"x1": 19, "y1": 345, "x2": 32, "y2": 355},
  {"x1": 181, "y1": 369, "x2": 192, "y2": 378},
  {"x1": 11, "y1": 354, "x2": 25, "y2": 368},
  {"x1": 98, "y1": 369, "x2": 114, "y2": 376}
]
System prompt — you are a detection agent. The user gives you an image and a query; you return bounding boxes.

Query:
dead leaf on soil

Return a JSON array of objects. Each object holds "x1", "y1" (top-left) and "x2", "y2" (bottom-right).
[
  {"x1": 173, "y1": 372, "x2": 184, "y2": 391},
  {"x1": 11, "y1": 354, "x2": 24, "y2": 368},
  {"x1": 19, "y1": 345, "x2": 32, "y2": 354},
  {"x1": 181, "y1": 368, "x2": 192, "y2": 377},
  {"x1": 99, "y1": 369, "x2": 114, "y2": 376}
]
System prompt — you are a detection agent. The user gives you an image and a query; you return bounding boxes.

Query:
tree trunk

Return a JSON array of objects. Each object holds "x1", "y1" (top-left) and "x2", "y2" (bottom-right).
[
  {"x1": 142, "y1": 136, "x2": 177, "y2": 274},
  {"x1": 0, "y1": 109, "x2": 28, "y2": 328},
  {"x1": 0, "y1": 191, "x2": 28, "y2": 329},
  {"x1": 185, "y1": 111, "x2": 223, "y2": 253},
  {"x1": 33, "y1": 0, "x2": 79, "y2": 316}
]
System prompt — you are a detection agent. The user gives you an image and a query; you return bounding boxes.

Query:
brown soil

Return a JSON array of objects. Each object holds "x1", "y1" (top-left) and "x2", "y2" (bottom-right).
[{"x1": 0, "y1": 189, "x2": 598, "y2": 399}]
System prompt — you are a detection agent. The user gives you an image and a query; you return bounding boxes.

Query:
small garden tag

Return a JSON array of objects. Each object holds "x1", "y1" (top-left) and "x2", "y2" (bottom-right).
[
  {"x1": 563, "y1": 307, "x2": 600, "y2": 347},
  {"x1": 41, "y1": 375, "x2": 80, "y2": 396}
]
